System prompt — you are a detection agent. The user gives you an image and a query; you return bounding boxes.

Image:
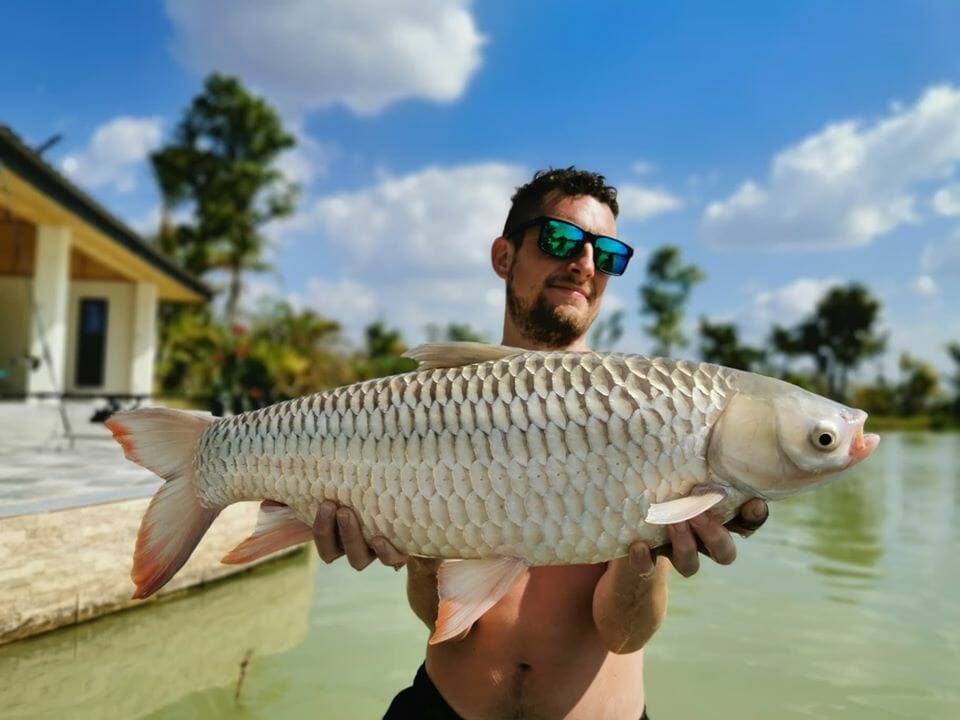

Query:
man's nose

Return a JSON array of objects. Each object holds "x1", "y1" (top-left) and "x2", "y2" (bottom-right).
[{"x1": 567, "y1": 241, "x2": 596, "y2": 278}]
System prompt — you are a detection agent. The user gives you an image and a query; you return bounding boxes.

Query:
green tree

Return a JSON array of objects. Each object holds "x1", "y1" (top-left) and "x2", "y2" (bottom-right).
[
  {"x1": 247, "y1": 300, "x2": 355, "y2": 397},
  {"x1": 358, "y1": 322, "x2": 417, "y2": 378},
  {"x1": 151, "y1": 73, "x2": 297, "y2": 323},
  {"x1": 895, "y1": 353, "x2": 939, "y2": 416},
  {"x1": 426, "y1": 322, "x2": 489, "y2": 343},
  {"x1": 771, "y1": 283, "x2": 886, "y2": 401},
  {"x1": 154, "y1": 307, "x2": 226, "y2": 400},
  {"x1": 639, "y1": 246, "x2": 705, "y2": 357},
  {"x1": 697, "y1": 318, "x2": 766, "y2": 371},
  {"x1": 948, "y1": 342, "x2": 960, "y2": 419}
]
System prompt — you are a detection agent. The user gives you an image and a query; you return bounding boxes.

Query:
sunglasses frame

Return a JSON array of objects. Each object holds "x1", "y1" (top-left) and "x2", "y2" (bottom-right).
[{"x1": 508, "y1": 216, "x2": 634, "y2": 276}]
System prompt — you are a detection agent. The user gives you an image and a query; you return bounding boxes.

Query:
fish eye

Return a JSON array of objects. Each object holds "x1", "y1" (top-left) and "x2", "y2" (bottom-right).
[{"x1": 810, "y1": 424, "x2": 838, "y2": 451}]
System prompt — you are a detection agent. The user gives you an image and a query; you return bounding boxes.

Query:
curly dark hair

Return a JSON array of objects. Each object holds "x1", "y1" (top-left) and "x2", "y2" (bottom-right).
[{"x1": 501, "y1": 167, "x2": 619, "y2": 242}]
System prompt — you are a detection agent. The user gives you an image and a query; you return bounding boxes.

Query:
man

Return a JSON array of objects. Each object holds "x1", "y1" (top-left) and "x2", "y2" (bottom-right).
[{"x1": 314, "y1": 168, "x2": 768, "y2": 719}]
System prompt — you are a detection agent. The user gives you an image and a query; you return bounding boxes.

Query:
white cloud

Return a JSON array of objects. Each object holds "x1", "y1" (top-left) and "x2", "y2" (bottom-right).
[
  {"x1": 616, "y1": 184, "x2": 682, "y2": 221},
  {"x1": 702, "y1": 85, "x2": 960, "y2": 249},
  {"x1": 302, "y1": 163, "x2": 525, "y2": 274},
  {"x1": 275, "y1": 135, "x2": 333, "y2": 187},
  {"x1": 129, "y1": 206, "x2": 162, "y2": 237},
  {"x1": 165, "y1": 0, "x2": 485, "y2": 116},
  {"x1": 298, "y1": 277, "x2": 379, "y2": 326},
  {"x1": 282, "y1": 163, "x2": 526, "y2": 344},
  {"x1": 630, "y1": 160, "x2": 656, "y2": 176},
  {"x1": 932, "y1": 183, "x2": 960, "y2": 216},
  {"x1": 752, "y1": 277, "x2": 842, "y2": 327},
  {"x1": 920, "y1": 228, "x2": 960, "y2": 275},
  {"x1": 61, "y1": 116, "x2": 163, "y2": 193},
  {"x1": 913, "y1": 274, "x2": 939, "y2": 296}
]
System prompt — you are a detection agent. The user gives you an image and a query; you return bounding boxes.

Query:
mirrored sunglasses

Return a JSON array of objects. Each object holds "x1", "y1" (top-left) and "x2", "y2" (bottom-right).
[{"x1": 510, "y1": 216, "x2": 634, "y2": 276}]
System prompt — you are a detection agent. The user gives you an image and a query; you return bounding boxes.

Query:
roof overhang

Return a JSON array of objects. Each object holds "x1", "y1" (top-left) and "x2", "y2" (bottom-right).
[{"x1": 0, "y1": 126, "x2": 211, "y2": 303}]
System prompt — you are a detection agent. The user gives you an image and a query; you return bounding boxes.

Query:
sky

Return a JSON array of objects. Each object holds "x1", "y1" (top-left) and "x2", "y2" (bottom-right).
[{"x1": 3, "y1": 0, "x2": 960, "y2": 376}]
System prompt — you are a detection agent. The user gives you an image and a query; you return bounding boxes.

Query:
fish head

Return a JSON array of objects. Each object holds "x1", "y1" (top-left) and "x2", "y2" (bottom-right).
[{"x1": 708, "y1": 379, "x2": 880, "y2": 500}]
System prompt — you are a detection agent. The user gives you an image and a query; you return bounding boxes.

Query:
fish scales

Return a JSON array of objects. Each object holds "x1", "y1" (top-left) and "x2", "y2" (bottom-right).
[{"x1": 193, "y1": 352, "x2": 734, "y2": 565}]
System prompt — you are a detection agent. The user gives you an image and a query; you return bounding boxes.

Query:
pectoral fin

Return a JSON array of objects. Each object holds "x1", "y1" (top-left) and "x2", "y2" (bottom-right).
[
  {"x1": 222, "y1": 501, "x2": 313, "y2": 564},
  {"x1": 430, "y1": 557, "x2": 528, "y2": 645},
  {"x1": 645, "y1": 488, "x2": 727, "y2": 525}
]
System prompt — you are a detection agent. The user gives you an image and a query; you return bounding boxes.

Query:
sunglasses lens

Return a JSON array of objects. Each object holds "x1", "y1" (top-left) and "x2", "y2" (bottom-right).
[
  {"x1": 540, "y1": 220, "x2": 584, "y2": 259},
  {"x1": 595, "y1": 237, "x2": 631, "y2": 276}
]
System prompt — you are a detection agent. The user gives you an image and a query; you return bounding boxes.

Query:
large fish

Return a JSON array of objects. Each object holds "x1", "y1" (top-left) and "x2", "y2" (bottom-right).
[{"x1": 106, "y1": 342, "x2": 879, "y2": 643}]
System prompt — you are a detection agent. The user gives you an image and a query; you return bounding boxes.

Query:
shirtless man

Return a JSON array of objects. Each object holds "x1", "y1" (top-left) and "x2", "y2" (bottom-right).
[{"x1": 313, "y1": 168, "x2": 768, "y2": 719}]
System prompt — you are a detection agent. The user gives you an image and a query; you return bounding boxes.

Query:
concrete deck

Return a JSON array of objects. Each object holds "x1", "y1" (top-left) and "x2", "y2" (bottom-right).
[
  {"x1": 0, "y1": 401, "x2": 296, "y2": 645},
  {"x1": 0, "y1": 400, "x2": 159, "y2": 517}
]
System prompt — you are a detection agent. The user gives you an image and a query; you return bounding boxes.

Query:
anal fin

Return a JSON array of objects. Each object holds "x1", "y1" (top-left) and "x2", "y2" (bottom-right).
[
  {"x1": 222, "y1": 501, "x2": 314, "y2": 564},
  {"x1": 430, "y1": 557, "x2": 528, "y2": 645}
]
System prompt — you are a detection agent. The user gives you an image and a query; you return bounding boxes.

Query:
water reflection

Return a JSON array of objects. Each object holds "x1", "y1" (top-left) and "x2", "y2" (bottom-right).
[
  {"x1": 774, "y1": 466, "x2": 885, "y2": 600},
  {"x1": 0, "y1": 550, "x2": 315, "y2": 720}
]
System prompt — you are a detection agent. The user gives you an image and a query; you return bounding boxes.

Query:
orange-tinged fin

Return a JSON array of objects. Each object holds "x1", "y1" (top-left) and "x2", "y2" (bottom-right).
[
  {"x1": 645, "y1": 488, "x2": 727, "y2": 525},
  {"x1": 222, "y1": 501, "x2": 314, "y2": 564},
  {"x1": 105, "y1": 408, "x2": 219, "y2": 599},
  {"x1": 429, "y1": 557, "x2": 528, "y2": 645}
]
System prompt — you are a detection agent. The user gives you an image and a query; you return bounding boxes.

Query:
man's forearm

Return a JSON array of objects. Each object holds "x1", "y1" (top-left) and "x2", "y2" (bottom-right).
[{"x1": 592, "y1": 554, "x2": 670, "y2": 654}]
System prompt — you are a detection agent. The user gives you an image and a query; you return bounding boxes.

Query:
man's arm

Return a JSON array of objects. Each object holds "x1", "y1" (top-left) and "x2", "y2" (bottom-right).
[
  {"x1": 592, "y1": 544, "x2": 670, "y2": 654},
  {"x1": 592, "y1": 499, "x2": 769, "y2": 654}
]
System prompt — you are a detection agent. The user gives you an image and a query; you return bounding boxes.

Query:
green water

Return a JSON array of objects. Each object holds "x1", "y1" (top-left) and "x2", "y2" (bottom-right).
[{"x1": 2, "y1": 432, "x2": 958, "y2": 719}]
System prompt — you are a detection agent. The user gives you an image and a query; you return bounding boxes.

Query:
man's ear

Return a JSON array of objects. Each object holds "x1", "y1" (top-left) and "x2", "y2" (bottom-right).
[{"x1": 491, "y1": 236, "x2": 514, "y2": 280}]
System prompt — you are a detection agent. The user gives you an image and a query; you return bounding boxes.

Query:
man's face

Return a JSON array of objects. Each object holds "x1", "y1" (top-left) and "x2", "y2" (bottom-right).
[{"x1": 499, "y1": 193, "x2": 616, "y2": 348}]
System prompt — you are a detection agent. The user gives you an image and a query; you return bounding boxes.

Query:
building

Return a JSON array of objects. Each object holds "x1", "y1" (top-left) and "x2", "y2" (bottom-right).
[{"x1": 0, "y1": 125, "x2": 209, "y2": 401}]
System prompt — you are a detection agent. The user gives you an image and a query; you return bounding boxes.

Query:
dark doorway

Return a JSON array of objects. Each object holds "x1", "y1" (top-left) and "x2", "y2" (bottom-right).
[{"x1": 76, "y1": 298, "x2": 108, "y2": 387}]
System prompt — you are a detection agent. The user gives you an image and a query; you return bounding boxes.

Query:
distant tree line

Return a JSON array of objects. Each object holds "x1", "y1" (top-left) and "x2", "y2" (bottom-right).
[{"x1": 636, "y1": 245, "x2": 958, "y2": 428}]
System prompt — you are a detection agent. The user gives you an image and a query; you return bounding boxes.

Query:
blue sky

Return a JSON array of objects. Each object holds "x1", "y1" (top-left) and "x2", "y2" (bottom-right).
[{"x1": 4, "y1": 1, "x2": 960, "y2": 375}]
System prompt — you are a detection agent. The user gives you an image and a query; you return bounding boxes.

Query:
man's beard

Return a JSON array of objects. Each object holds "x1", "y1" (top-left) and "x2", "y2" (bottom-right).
[{"x1": 506, "y1": 270, "x2": 595, "y2": 349}]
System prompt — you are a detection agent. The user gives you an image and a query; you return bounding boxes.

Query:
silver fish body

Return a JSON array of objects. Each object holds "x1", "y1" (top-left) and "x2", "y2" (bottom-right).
[
  {"x1": 199, "y1": 351, "x2": 750, "y2": 564},
  {"x1": 108, "y1": 343, "x2": 878, "y2": 612}
]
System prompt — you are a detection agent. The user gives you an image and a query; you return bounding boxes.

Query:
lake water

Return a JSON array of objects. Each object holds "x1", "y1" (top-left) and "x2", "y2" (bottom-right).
[{"x1": 1, "y1": 432, "x2": 958, "y2": 719}]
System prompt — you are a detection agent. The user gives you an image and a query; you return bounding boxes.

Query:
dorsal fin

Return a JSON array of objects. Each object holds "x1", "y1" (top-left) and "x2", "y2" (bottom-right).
[{"x1": 403, "y1": 342, "x2": 526, "y2": 371}]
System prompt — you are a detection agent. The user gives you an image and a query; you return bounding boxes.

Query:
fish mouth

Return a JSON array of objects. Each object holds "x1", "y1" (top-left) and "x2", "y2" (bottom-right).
[{"x1": 847, "y1": 430, "x2": 880, "y2": 466}]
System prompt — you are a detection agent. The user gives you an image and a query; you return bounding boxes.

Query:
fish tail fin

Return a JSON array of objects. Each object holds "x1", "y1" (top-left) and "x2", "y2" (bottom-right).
[{"x1": 105, "y1": 408, "x2": 220, "y2": 599}]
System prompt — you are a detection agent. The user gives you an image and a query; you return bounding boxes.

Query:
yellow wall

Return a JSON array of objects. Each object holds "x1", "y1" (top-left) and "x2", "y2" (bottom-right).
[{"x1": 0, "y1": 277, "x2": 31, "y2": 393}]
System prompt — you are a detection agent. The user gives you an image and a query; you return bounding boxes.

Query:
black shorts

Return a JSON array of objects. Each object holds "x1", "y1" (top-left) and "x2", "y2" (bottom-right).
[{"x1": 384, "y1": 664, "x2": 650, "y2": 720}]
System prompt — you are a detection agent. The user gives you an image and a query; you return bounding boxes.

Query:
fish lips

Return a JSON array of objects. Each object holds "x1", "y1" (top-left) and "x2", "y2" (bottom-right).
[{"x1": 847, "y1": 430, "x2": 881, "y2": 467}]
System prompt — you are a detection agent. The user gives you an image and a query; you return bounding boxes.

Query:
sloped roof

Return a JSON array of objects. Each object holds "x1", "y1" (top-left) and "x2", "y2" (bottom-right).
[{"x1": 0, "y1": 125, "x2": 211, "y2": 301}]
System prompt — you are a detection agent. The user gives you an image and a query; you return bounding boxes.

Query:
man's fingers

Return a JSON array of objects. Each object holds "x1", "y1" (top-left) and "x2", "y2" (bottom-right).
[
  {"x1": 628, "y1": 541, "x2": 656, "y2": 579},
  {"x1": 313, "y1": 501, "x2": 344, "y2": 563},
  {"x1": 725, "y1": 498, "x2": 769, "y2": 537},
  {"x1": 666, "y1": 522, "x2": 700, "y2": 577},
  {"x1": 336, "y1": 508, "x2": 376, "y2": 570},
  {"x1": 689, "y1": 514, "x2": 737, "y2": 565},
  {"x1": 371, "y1": 537, "x2": 409, "y2": 569}
]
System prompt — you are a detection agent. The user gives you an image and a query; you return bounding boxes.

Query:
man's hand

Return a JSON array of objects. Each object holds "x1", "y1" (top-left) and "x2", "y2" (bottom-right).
[
  {"x1": 312, "y1": 501, "x2": 408, "y2": 570},
  {"x1": 658, "y1": 498, "x2": 769, "y2": 577}
]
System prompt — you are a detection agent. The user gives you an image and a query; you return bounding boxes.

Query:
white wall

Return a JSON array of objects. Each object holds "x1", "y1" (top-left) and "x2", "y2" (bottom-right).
[
  {"x1": 129, "y1": 282, "x2": 157, "y2": 396},
  {"x1": 65, "y1": 281, "x2": 134, "y2": 394},
  {"x1": 29, "y1": 226, "x2": 71, "y2": 395},
  {"x1": 0, "y1": 277, "x2": 32, "y2": 394}
]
